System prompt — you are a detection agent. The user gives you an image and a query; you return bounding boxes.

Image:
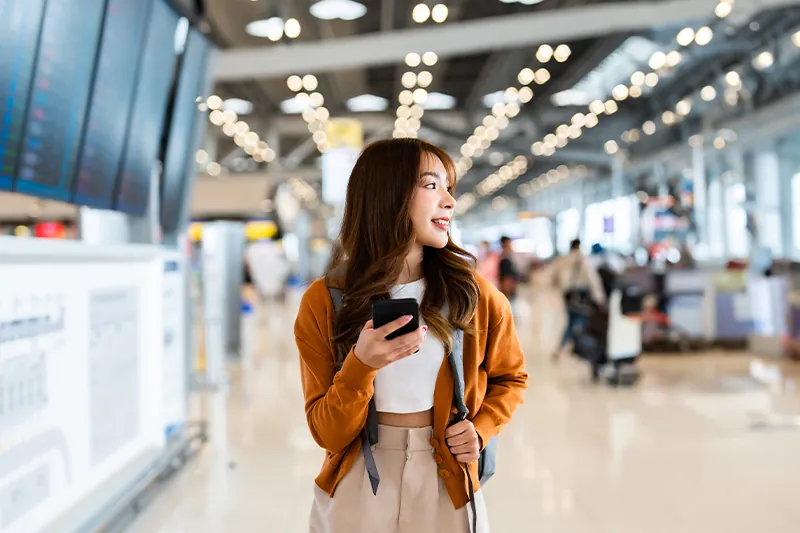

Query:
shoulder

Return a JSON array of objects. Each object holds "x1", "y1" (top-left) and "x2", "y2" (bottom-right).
[
  {"x1": 296, "y1": 278, "x2": 335, "y2": 331},
  {"x1": 474, "y1": 272, "x2": 512, "y2": 322}
]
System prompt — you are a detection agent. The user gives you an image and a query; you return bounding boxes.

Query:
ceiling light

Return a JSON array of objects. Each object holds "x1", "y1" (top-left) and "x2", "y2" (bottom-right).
[
  {"x1": 496, "y1": 115, "x2": 510, "y2": 129},
  {"x1": 554, "y1": 44, "x2": 571, "y2": 62},
  {"x1": 399, "y1": 90, "x2": 414, "y2": 106},
  {"x1": 406, "y1": 52, "x2": 421, "y2": 67},
  {"x1": 585, "y1": 113, "x2": 599, "y2": 128},
  {"x1": 505, "y1": 102, "x2": 521, "y2": 118},
  {"x1": 410, "y1": 103, "x2": 425, "y2": 117},
  {"x1": 604, "y1": 140, "x2": 619, "y2": 155},
  {"x1": 544, "y1": 133, "x2": 558, "y2": 146},
  {"x1": 556, "y1": 124, "x2": 570, "y2": 138},
  {"x1": 628, "y1": 129, "x2": 641, "y2": 143},
  {"x1": 695, "y1": 26, "x2": 713, "y2": 46},
  {"x1": 532, "y1": 142, "x2": 545, "y2": 156},
  {"x1": 589, "y1": 100, "x2": 605, "y2": 115},
  {"x1": 287, "y1": 75, "x2": 303, "y2": 92},
  {"x1": 223, "y1": 110, "x2": 238, "y2": 124},
  {"x1": 518, "y1": 68, "x2": 535, "y2": 85},
  {"x1": 302, "y1": 74, "x2": 319, "y2": 91},
  {"x1": 234, "y1": 133, "x2": 246, "y2": 147},
  {"x1": 726, "y1": 71, "x2": 741, "y2": 86},
  {"x1": 280, "y1": 97, "x2": 309, "y2": 114},
  {"x1": 417, "y1": 70, "x2": 433, "y2": 88},
  {"x1": 206, "y1": 95, "x2": 222, "y2": 110},
  {"x1": 666, "y1": 50, "x2": 683, "y2": 67},
  {"x1": 629, "y1": 86, "x2": 643, "y2": 98},
  {"x1": 725, "y1": 88, "x2": 739, "y2": 106},
  {"x1": 284, "y1": 18, "x2": 301, "y2": 39},
  {"x1": 631, "y1": 71, "x2": 646, "y2": 86},
  {"x1": 534, "y1": 68, "x2": 551, "y2": 84},
  {"x1": 604, "y1": 100, "x2": 619, "y2": 114},
  {"x1": 431, "y1": 4, "x2": 448, "y2": 23},
  {"x1": 676, "y1": 98, "x2": 692, "y2": 116},
  {"x1": 645, "y1": 72, "x2": 659, "y2": 87},
  {"x1": 309, "y1": 92, "x2": 325, "y2": 107},
  {"x1": 422, "y1": 51, "x2": 439, "y2": 66},
  {"x1": 413, "y1": 88, "x2": 429, "y2": 104},
  {"x1": 207, "y1": 162, "x2": 222, "y2": 176},
  {"x1": 412, "y1": 3, "x2": 431, "y2": 23},
  {"x1": 568, "y1": 125, "x2": 582, "y2": 139},
  {"x1": 246, "y1": 17, "x2": 284, "y2": 41},
  {"x1": 536, "y1": 44, "x2": 554, "y2": 63},
  {"x1": 649, "y1": 51, "x2": 666, "y2": 70},
  {"x1": 612, "y1": 84, "x2": 629, "y2": 101},
  {"x1": 518, "y1": 86, "x2": 534, "y2": 103},
  {"x1": 223, "y1": 98, "x2": 254, "y2": 115},
  {"x1": 504, "y1": 87, "x2": 519, "y2": 102},
  {"x1": 677, "y1": 27, "x2": 695, "y2": 46},
  {"x1": 195, "y1": 149, "x2": 209, "y2": 165},
  {"x1": 701, "y1": 85, "x2": 717, "y2": 101},
  {"x1": 222, "y1": 122, "x2": 236, "y2": 136},
  {"x1": 715, "y1": 1, "x2": 733, "y2": 18},
  {"x1": 209, "y1": 109, "x2": 225, "y2": 125},
  {"x1": 235, "y1": 121, "x2": 250, "y2": 135},
  {"x1": 310, "y1": 0, "x2": 367, "y2": 21},
  {"x1": 793, "y1": 31, "x2": 800, "y2": 47},
  {"x1": 571, "y1": 113, "x2": 586, "y2": 127},
  {"x1": 662, "y1": 110, "x2": 676, "y2": 125},
  {"x1": 714, "y1": 136, "x2": 726, "y2": 149},
  {"x1": 642, "y1": 120, "x2": 656, "y2": 135},
  {"x1": 245, "y1": 131, "x2": 259, "y2": 146},
  {"x1": 689, "y1": 134, "x2": 704, "y2": 148},
  {"x1": 491, "y1": 102, "x2": 507, "y2": 116},
  {"x1": 753, "y1": 51, "x2": 774, "y2": 69},
  {"x1": 402, "y1": 71, "x2": 417, "y2": 89}
]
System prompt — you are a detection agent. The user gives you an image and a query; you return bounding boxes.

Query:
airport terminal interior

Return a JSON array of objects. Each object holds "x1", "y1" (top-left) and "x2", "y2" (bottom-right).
[{"x1": 2, "y1": 0, "x2": 800, "y2": 532}]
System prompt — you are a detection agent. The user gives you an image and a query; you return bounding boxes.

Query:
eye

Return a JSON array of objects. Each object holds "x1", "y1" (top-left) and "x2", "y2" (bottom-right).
[
  {"x1": 423, "y1": 182, "x2": 436, "y2": 189},
  {"x1": 446, "y1": 186, "x2": 454, "y2": 194}
]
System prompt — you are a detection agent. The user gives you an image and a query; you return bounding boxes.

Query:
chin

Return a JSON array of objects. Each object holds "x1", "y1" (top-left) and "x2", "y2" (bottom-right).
[{"x1": 421, "y1": 235, "x2": 449, "y2": 249}]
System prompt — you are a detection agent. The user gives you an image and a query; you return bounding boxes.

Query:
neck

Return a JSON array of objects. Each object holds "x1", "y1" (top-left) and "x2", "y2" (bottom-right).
[{"x1": 397, "y1": 243, "x2": 424, "y2": 284}]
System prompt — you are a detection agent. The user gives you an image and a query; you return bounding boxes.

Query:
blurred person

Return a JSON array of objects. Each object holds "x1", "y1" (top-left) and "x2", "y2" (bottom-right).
[
  {"x1": 294, "y1": 139, "x2": 528, "y2": 533},
  {"x1": 552, "y1": 238, "x2": 606, "y2": 361},
  {"x1": 475, "y1": 240, "x2": 499, "y2": 285},
  {"x1": 497, "y1": 236, "x2": 518, "y2": 301}
]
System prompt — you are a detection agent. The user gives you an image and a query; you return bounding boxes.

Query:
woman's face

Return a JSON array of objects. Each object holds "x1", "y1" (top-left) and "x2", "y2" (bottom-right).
[{"x1": 409, "y1": 154, "x2": 456, "y2": 249}]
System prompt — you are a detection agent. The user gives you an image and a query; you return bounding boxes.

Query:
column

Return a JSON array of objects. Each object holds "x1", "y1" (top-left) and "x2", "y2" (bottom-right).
[
  {"x1": 691, "y1": 145, "x2": 709, "y2": 247},
  {"x1": 748, "y1": 147, "x2": 783, "y2": 257}
]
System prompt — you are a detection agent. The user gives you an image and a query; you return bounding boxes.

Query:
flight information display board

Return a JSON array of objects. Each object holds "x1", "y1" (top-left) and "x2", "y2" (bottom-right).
[
  {"x1": 160, "y1": 28, "x2": 212, "y2": 232},
  {"x1": 14, "y1": 0, "x2": 107, "y2": 202},
  {"x1": 0, "y1": 0, "x2": 47, "y2": 191},
  {"x1": 72, "y1": 0, "x2": 154, "y2": 209},
  {"x1": 114, "y1": 0, "x2": 180, "y2": 215}
]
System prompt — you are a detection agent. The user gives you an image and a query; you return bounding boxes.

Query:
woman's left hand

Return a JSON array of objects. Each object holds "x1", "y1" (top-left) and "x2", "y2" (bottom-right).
[{"x1": 445, "y1": 420, "x2": 482, "y2": 463}]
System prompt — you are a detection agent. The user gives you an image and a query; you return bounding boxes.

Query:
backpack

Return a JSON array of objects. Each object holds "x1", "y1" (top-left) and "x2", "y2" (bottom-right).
[{"x1": 327, "y1": 283, "x2": 497, "y2": 531}]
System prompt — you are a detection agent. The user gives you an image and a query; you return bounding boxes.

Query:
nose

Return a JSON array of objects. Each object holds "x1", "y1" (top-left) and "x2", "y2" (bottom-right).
[{"x1": 441, "y1": 188, "x2": 455, "y2": 210}]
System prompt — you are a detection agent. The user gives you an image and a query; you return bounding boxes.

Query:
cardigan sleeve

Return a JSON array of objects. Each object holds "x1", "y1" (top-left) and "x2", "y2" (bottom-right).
[
  {"x1": 471, "y1": 288, "x2": 528, "y2": 449},
  {"x1": 294, "y1": 280, "x2": 378, "y2": 454}
]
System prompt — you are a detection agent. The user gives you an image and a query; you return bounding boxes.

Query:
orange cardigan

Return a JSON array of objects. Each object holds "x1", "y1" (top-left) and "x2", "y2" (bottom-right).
[{"x1": 293, "y1": 273, "x2": 528, "y2": 509}]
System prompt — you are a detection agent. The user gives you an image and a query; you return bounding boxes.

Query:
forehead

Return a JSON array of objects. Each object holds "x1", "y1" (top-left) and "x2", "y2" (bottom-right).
[{"x1": 419, "y1": 152, "x2": 453, "y2": 185}]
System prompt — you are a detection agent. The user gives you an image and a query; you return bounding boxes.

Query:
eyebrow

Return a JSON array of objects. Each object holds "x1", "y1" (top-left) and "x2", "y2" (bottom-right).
[{"x1": 420, "y1": 171, "x2": 445, "y2": 180}]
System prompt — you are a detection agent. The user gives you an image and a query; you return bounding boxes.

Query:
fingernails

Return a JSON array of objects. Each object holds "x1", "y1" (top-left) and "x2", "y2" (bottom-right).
[
  {"x1": 422, "y1": 326, "x2": 428, "y2": 333},
  {"x1": 404, "y1": 315, "x2": 413, "y2": 322}
]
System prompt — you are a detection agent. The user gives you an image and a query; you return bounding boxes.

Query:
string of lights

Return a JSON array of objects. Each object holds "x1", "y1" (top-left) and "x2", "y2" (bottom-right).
[
  {"x1": 393, "y1": 51, "x2": 439, "y2": 138},
  {"x1": 287, "y1": 74, "x2": 334, "y2": 153}
]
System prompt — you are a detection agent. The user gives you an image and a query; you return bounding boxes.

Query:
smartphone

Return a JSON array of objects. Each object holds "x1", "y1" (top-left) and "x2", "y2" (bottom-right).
[{"x1": 372, "y1": 298, "x2": 420, "y2": 340}]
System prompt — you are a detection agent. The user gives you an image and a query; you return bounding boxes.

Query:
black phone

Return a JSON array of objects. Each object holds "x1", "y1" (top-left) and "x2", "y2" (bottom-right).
[{"x1": 371, "y1": 298, "x2": 420, "y2": 340}]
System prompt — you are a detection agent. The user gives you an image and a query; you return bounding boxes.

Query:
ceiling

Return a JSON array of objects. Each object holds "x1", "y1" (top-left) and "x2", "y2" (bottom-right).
[{"x1": 193, "y1": 0, "x2": 800, "y2": 219}]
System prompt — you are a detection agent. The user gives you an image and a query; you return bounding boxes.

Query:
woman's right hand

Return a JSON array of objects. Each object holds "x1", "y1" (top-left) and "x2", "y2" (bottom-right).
[{"x1": 353, "y1": 316, "x2": 427, "y2": 369}]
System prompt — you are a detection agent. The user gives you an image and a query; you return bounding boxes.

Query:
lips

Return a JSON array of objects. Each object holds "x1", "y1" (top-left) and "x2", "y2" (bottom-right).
[{"x1": 432, "y1": 218, "x2": 450, "y2": 230}]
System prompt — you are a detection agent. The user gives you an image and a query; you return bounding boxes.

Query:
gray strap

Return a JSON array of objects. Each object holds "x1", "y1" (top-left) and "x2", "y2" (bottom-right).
[
  {"x1": 328, "y1": 283, "x2": 380, "y2": 494},
  {"x1": 448, "y1": 328, "x2": 469, "y2": 419}
]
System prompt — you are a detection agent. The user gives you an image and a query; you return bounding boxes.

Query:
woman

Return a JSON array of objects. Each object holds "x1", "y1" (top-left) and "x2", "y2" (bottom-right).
[{"x1": 294, "y1": 139, "x2": 528, "y2": 533}]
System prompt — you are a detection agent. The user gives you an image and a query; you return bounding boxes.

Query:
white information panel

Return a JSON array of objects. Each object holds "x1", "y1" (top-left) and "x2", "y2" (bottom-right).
[
  {"x1": 161, "y1": 254, "x2": 187, "y2": 438},
  {"x1": 0, "y1": 238, "x2": 165, "y2": 533}
]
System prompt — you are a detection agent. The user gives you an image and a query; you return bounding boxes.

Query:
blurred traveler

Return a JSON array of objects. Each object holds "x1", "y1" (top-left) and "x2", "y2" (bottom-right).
[
  {"x1": 294, "y1": 139, "x2": 528, "y2": 533},
  {"x1": 553, "y1": 239, "x2": 606, "y2": 360},
  {"x1": 476, "y1": 240, "x2": 499, "y2": 285},
  {"x1": 497, "y1": 236, "x2": 519, "y2": 301}
]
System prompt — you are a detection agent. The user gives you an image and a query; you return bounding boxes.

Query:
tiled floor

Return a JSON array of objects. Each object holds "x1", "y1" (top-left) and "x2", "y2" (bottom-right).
[{"x1": 125, "y1": 284, "x2": 800, "y2": 533}]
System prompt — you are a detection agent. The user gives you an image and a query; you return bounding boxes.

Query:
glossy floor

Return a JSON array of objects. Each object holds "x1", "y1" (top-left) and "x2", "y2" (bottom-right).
[{"x1": 126, "y1": 287, "x2": 800, "y2": 533}]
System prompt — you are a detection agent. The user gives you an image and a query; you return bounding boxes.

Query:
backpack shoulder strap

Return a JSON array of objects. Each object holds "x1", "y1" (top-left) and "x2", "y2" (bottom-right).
[{"x1": 448, "y1": 328, "x2": 469, "y2": 419}]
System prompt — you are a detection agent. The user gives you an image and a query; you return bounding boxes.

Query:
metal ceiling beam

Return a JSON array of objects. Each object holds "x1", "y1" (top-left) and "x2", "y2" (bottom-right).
[{"x1": 214, "y1": 0, "x2": 800, "y2": 81}]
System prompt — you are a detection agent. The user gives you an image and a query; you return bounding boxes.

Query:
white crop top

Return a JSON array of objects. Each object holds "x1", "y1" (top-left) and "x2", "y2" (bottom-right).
[{"x1": 373, "y1": 278, "x2": 445, "y2": 414}]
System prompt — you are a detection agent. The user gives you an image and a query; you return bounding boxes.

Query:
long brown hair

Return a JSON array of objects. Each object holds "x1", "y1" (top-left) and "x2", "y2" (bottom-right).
[{"x1": 326, "y1": 138, "x2": 479, "y2": 357}]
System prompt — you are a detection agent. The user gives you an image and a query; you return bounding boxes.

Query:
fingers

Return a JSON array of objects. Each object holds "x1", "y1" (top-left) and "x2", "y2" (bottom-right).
[
  {"x1": 386, "y1": 326, "x2": 426, "y2": 352},
  {"x1": 387, "y1": 328, "x2": 427, "y2": 360},
  {"x1": 374, "y1": 314, "x2": 415, "y2": 338},
  {"x1": 444, "y1": 420, "x2": 472, "y2": 439},
  {"x1": 445, "y1": 431, "x2": 473, "y2": 447},
  {"x1": 454, "y1": 452, "x2": 480, "y2": 463}
]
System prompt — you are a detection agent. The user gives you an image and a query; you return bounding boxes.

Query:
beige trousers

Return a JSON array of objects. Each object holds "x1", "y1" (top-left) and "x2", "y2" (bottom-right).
[{"x1": 310, "y1": 425, "x2": 489, "y2": 533}]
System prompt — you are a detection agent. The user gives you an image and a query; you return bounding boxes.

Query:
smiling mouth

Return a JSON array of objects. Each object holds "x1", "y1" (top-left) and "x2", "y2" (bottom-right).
[{"x1": 432, "y1": 218, "x2": 450, "y2": 230}]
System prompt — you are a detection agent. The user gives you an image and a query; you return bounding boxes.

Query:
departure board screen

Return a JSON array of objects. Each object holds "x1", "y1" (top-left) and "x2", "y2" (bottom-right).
[
  {"x1": 160, "y1": 28, "x2": 211, "y2": 232},
  {"x1": 14, "y1": 0, "x2": 107, "y2": 202},
  {"x1": 0, "y1": 0, "x2": 46, "y2": 190},
  {"x1": 72, "y1": 0, "x2": 154, "y2": 209},
  {"x1": 114, "y1": 0, "x2": 179, "y2": 215}
]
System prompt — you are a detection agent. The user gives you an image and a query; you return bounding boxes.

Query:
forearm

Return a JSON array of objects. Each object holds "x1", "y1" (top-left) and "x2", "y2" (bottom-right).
[{"x1": 302, "y1": 346, "x2": 377, "y2": 454}]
